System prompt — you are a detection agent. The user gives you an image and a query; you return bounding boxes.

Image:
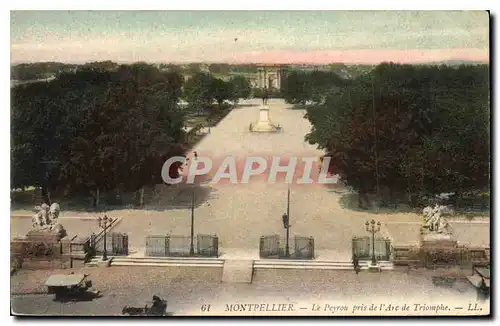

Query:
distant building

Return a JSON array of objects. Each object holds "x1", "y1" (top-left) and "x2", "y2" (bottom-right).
[{"x1": 246, "y1": 64, "x2": 287, "y2": 90}]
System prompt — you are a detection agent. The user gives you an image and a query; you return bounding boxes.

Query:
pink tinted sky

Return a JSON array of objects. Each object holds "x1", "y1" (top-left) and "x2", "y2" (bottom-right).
[
  {"x1": 10, "y1": 11, "x2": 490, "y2": 64},
  {"x1": 226, "y1": 49, "x2": 489, "y2": 64}
]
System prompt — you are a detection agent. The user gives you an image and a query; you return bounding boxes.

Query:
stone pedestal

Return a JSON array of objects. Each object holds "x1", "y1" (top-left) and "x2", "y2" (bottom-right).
[
  {"x1": 26, "y1": 230, "x2": 65, "y2": 243},
  {"x1": 251, "y1": 106, "x2": 279, "y2": 133},
  {"x1": 421, "y1": 233, "x2": 457, "y2": 250},
  {"x1": 96, "y1": 258, "x2": 112, "y2": 268},
  {"x1": 368, "y1": 264, "x2": 381, "y2": 272},
  {"x1": 420, "y1": 233, "x2": 458, "y2": 267}
]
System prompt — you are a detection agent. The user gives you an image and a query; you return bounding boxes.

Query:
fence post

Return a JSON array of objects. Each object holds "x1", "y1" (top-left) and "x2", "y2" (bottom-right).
[
  {"x1": 214, "y1": 236, "x2": 219, "y2": 258},
  {"x1": 310, "y1": 237, "x2": 315, "y2": 259},
  {"x1": 124, "y1": 234, "x2": 128, "y2": 255},
  {"x1": 259, "y1": 236, "x2": 264, "y2": 258},
  {"x1": 167, "y1": 235, "x2": 168, "y2": 256}
]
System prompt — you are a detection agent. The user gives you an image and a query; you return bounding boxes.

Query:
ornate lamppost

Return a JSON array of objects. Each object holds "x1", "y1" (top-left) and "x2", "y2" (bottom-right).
[
  {"x1": 98, "y1": 215, "x2": 115, "y2": 261},
  {"x1": 190, "y1": 188, "x2": 195, "y2": 256},
  {"x1": 365, "y1": 219, "x2": 381, "y2": 266},
  {"x1": 282, "y1": 188, "x2": 291, "y2": 258}
]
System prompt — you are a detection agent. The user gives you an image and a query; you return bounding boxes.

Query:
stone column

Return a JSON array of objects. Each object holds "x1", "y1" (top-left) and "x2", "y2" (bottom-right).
[
  {"x1": 263, "y1": 68, "x2": 267, "y2": 89},
  {"x1": 277, "y1": 69, "x2": 281, "y2": 90}
]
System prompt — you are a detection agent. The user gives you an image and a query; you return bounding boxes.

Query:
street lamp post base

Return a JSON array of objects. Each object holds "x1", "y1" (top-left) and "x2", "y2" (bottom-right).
[
  {"x1": 368, "y1": 263, "x2": 381, "y2": 272},
  {"x1": 96, "y1": 259, "x2": 112, "y2": 268}
]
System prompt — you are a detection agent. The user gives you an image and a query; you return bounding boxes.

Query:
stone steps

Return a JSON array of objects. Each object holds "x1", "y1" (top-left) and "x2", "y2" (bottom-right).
[
  {"x1": 88, "y1": 256, "x2": 224, "y2": 268},
  {"x1": 85, "y1": 256, "x2": 393, "y2": 271},
  {"x1": 254, "y1": 260, "x2": 394, "y2": 270},
  {"x1": 222, "y1": 260, "x2": 254, "y2": 283}
]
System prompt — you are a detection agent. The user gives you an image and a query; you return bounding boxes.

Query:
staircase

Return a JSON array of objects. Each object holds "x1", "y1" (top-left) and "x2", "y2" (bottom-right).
[
  {"x1": 253, "y1": 260, "x2": 394, "y2": 270},
  {"x1": 87, "y1": 256, "x2": 224, "y2": 268},
  {"x1": 222, "y1": 260, "x2": 254, "y2": 283},
  {"x1": 85, "y1": 256, "x2": 393, "y2": 271}
]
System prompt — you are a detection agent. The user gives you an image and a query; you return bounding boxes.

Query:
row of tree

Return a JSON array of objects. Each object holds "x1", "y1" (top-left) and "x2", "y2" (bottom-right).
[
  {"x1": 11, "y1": 61, "x2": 263, "y2": 81},
  {"x1": 184, "y1": 72, "x2": 251, "y2": 112},
  {"x1": 303, "y1": 63, "x2": 490, "y2": 208},
  {"x1": 281, "y1": 70, "x2": 350, "y2": 105},
  {"x1": 11, "y1": 64, "x2": 251, "y2": 206}
]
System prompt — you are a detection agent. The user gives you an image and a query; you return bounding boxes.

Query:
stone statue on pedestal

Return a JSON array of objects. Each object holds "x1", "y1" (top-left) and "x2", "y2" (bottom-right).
[
  {"x1": 31, "y1": 202, "x2": 66, "y2": 240},
  {"x1": 422, "y1": 204, "x2": 453, "y2": 235}
]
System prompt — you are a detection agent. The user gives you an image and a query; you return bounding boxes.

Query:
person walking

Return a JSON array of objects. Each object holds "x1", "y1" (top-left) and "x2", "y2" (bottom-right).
[{"x1": 352, "y1": 254, "x2": 360, "y2": 274}]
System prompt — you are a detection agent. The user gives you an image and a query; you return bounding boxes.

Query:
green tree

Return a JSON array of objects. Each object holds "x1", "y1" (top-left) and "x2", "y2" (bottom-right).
[
  {"x1": 11, "y1": 64, "x2": 188, "y2": 208},
  {"x1": 211, "y1": 78, "x2": 231, "y2": 110},
  {"x1": 228, "y1": 75, "x2": 251, "y2": 106},
  {"x1": 305, "y1": 62, "x2": 490, "y2": 208},
  {"x1": 183, "y1": 72, "x2": 214, "y2": 115}
]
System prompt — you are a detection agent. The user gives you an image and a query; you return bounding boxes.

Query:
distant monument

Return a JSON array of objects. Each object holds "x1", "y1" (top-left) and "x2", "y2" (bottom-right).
[
  {"x1": 29, "y1": 202, "x2": 67, "y2": 241},
  {"x1": 249, "y1": 105, "x2": 281, "y2": 133}
]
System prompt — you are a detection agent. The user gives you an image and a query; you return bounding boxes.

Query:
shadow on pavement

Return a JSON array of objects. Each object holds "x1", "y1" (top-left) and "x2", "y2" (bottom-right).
[
  {"x1": 234, "y1": 103, "x2": 260, "y2": 108},
  {"x1": 52, "y1": 291, "x2": 102, "y2": 303},
  {"x1": 11, "y1": 184, "x2": 219, "y2": 213}
]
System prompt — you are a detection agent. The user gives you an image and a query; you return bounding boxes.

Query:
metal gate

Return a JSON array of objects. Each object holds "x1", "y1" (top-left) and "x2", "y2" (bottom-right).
[
  {"x1": 92, "y1": 232, "x2": 129, "y2": 256},
  {"x1": 167, "y1": 236, "x2": 191, "y2": 256},
  {"x1": 260, "y1": 235, "x2": 314, "y2": 259},
  {"x1": 260, "y1": 235, "x2": 281, "y2": 258},
  {"x1": 294, "y1": 236, "x2": 315, "y2": 259},
  {"x1": 145, "y1": 235, "x2": 169, "y2": 257},
  {"x1": 197, "y1": 234, "x2": 219, "y2": 257},
  {"x1": 145, "y1": 234, "x2": 219, "y2": 257},
  {"x1": 352, "y1": 236, "x2": 391, "y2": 261}
]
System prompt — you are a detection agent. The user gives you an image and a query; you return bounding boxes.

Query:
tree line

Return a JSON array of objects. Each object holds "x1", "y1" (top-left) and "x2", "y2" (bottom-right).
[
  {"x1": 11, "y1": 63, "x2": 251, "y2": 206},
  {"x1": 281, "y1": 70, "x2": 351, "y2": 105},
  {"x1": 301, "y1": 63, "x2": 490, "y2": 208},
  {"x1": 11, "y1": 61, "x2": 263, "y2": 81}
]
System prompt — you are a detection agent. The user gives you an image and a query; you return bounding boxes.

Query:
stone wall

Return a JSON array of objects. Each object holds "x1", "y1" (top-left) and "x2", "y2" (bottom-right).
[
  {"x1": 18, "y1": 257, "x2": 72, "y2": 270},
  {"x1": 393, "y1": 243, "x2": 489, "y2": 268},
  {"x1": 11, "y1": 236, "x2": 81, "y2": 272}
]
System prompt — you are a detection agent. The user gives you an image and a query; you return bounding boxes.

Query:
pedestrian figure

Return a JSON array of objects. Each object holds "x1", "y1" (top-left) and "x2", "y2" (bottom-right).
[
  {"x1": 193, "y1": 151, "x2": 198, "y2": 160},
  {"x1": 352, "y1": 254, "x2": 360, "y2": 274}
]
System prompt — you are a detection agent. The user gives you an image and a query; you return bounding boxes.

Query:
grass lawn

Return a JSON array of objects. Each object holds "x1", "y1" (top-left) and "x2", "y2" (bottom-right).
[{"x1": 184, "y1": 116, "x2": 210, "y2": 128}]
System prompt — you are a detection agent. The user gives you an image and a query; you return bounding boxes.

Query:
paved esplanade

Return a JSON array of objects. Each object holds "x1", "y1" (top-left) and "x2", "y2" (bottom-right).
[
  {"x1": 112, "y1": 98, "x2": 425, "y2": 260},
  {"x1": 187, "y1": 98, "x2": 351, "y2": 258}
]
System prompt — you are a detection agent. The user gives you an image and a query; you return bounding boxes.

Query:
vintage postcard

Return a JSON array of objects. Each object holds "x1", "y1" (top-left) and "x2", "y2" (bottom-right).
[{"x1": 10, "y1": 10, "x2": 490, "y2": 317}]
